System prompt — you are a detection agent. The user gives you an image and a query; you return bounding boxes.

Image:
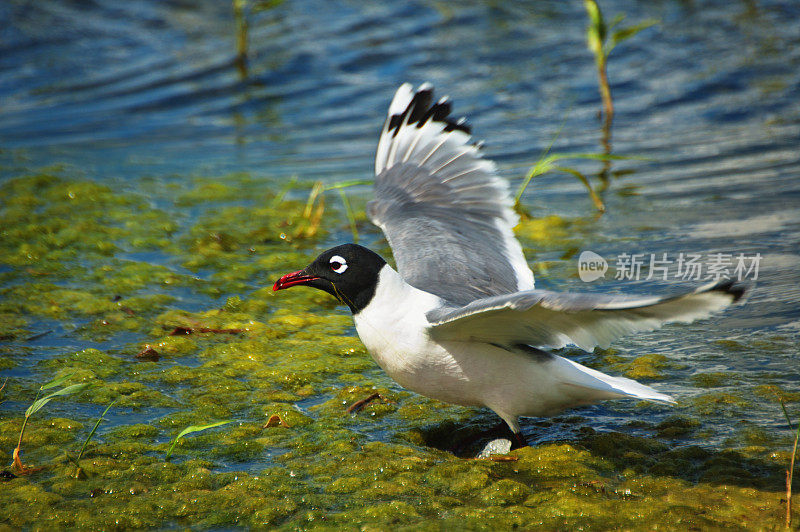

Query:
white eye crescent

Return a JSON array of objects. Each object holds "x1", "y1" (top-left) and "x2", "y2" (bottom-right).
[{"x1": 329, "y1": 255, "x2": 348, "y2": 274}]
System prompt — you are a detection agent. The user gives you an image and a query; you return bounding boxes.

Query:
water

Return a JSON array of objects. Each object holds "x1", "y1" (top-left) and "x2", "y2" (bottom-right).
[{"x1": 1, "y1": 0, "x2": 799, "y2": 526}]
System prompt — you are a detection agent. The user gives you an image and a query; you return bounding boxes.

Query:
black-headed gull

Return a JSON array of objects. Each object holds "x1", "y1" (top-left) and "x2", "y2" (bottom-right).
[{"x1": 274, "y1": 83, "x2": 745, "y2": 444}]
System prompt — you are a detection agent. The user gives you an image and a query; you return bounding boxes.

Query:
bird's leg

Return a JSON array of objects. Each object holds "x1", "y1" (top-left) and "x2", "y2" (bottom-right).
[{"x1": 510, "y1": 431, "x2": 528, "y2": 450}]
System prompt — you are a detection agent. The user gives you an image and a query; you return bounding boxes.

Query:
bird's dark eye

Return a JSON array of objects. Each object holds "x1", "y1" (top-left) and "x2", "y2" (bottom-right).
[{"x1": 329, "y1": 255, "x2": 348, "y2": 274}]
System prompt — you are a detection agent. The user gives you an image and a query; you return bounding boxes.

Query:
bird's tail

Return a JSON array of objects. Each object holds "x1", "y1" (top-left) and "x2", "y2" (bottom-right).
[{"x1": 551, "y1": 354, "x2": 676, "y2": 404}]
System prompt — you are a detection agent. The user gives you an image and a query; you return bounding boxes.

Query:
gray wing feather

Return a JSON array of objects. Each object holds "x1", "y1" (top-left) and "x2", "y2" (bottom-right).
[
  {"x1": 370, "y1": 83, "x2": 534, "y2": 305},
  {"x1": 427, "y1": 280, "x2": 746, "y2": 351}
]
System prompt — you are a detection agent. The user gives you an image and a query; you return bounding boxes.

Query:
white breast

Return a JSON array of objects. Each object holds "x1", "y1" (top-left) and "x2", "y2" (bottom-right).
[{"x1": 353, "y1": 265, "x2": 467, "y2": 396}]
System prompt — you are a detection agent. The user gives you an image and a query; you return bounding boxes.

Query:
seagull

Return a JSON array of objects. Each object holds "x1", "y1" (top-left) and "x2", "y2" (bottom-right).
[{"x1": 273, "y1": 82, "x2": 745, "y2": 445}]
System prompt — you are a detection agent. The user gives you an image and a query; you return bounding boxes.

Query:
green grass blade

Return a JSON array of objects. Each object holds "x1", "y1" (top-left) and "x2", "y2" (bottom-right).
[
  {"x1": 514, "y1": 119, "x2": 569, "y2": 206},
  {"x1": 545, "y1": 152, "x2": 643, "y2": 163},
  {"x1": 779, "y1": 399, "x2": 799, "y2": 462},
  {"x1": 78, "y1": 398, "x2": 118, "y2": 460},
  {"x1": 303, "y1": 181, "x2": 324, "y2": 218},
  {"x1": 553, "y1": 166, "x2": 605, "y2": 212},
  {"x1": 607, "y1": 13, "x2": 625, "y2": 32},
  {"x1": 40, "y1": 372, "x2": 76, "y2": 391},
  {"x1": 780, "y1": 399, "x2": 794, "y2": 428},
  {"x1": 271, "y1": 175, "x2": 298, "y2": 207},
  {"x1": 337, "y1": 188, "x2": 359, "y2": 243},
  {"x1": 514, "y1": 151, "x2": 636, "y2": 208},
  {"x1": 166, "y1": 420, "x2": 232, "y2": 459},
  {"x1": 514, "y1": 158, "x2": 552, "y2": 206},
  {"x1": 25, "y1": 382, "x2": 90, "y2": 418},
  {"x1": 584, "y1": 0, "x2": 605, "y2": 50},
  {"x1": 610, "y1": 19, "x2": 657, "y2": 51},
  {"x1": 324, "y1": 179, "x2": 372, "y2": 191},
  {"x1": 780, "y1": 400, "x2": 799, "y2": 527}
]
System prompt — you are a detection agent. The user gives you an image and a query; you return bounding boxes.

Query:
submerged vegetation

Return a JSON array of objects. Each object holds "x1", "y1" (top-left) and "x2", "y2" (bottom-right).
[
  {"x1": 0, "y1": 169, "x2": 796, "y2": 529},
  {"x1": 513, "y1": 149, "x2": 627, "y2": 215},
  {"x1": 166, "y1": 420, "x2": 232, "y2": 460},
  {"x1": 13, "y1": 373, "x2": 90, "y2": 475},
  {"x1": 76, "y1": 399, "x2": 117, "y2": 461},
  {"x1": 779, "y1": 398, "x2": 800, "y2": 527}
]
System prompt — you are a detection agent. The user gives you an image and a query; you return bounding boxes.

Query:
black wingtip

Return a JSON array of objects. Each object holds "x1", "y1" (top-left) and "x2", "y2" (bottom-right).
[
  {"x1": 388, "y1": 84, "x2": 471, "y2": 136},
  {"x1": 709, "y1": 279, "x2": 748, "y2": 303}
]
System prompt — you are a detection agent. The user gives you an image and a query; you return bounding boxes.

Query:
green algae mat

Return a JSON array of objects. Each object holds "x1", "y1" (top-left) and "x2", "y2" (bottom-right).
[{"x1": 0, "y1": 170, "x2": 796, "y2": 530}]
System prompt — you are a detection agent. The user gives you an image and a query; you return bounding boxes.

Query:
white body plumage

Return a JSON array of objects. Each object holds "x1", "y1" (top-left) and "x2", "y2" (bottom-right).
[{"x1": 354, "y1": 265, "x2": 674, "y2": 433}]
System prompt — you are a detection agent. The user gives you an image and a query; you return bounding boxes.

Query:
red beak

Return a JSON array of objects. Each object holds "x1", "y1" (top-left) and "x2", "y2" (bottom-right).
[{"x1": 273, "y1": 270, "x2": 319, "y2": 291}]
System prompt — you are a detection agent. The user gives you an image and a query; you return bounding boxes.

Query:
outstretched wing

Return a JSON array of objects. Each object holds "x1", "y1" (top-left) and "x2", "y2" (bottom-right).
[
  {"x1": 426, "y1": 280, "x2": 746, "y2": 351},
  {"x1": 368, "y1": 83, "x2": 535, "y2": 306}
]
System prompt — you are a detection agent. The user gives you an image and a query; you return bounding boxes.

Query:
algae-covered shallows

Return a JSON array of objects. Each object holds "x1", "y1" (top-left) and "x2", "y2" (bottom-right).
[{"x1": 0, "y1": 168, "x2": 793, "y2": 529}]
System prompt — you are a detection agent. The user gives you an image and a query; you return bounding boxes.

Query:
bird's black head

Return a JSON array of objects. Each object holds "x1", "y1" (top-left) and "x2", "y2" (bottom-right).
[{"x1": 273, "y1": 243, "x2": 387, "y2": 314}]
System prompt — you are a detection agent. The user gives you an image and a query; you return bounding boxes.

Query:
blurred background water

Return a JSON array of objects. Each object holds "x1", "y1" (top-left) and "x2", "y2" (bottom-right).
[{"x1": 1, "y1": 0, "x2": 799, "y2": 449}]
